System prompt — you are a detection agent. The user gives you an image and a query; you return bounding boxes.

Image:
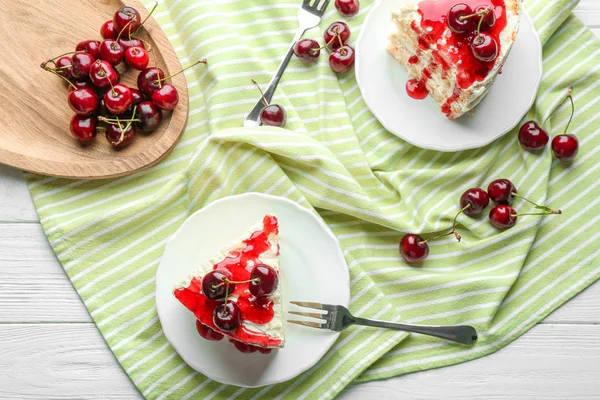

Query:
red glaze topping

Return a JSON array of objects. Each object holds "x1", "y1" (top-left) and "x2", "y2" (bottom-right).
[
  {"x1": 174, "y1": 215, "x2": 282, "y2": 348},
  {"x1": 405, "y1": 0, "x2": 507, "y2": 110}
]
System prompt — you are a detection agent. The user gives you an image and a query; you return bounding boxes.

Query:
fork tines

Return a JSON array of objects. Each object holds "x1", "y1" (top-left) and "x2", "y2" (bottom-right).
[
  {"x1": 287, "y1": 301, "x2": 330, "y2": 329},
  {"x1": 303, "y1": 0, "x2": 331, "y2": 13}
]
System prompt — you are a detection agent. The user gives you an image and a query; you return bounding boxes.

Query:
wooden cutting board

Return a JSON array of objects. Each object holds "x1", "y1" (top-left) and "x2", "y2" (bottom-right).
[{"x1": 0, "y1": 0, "x2": 189, "y2": 179}]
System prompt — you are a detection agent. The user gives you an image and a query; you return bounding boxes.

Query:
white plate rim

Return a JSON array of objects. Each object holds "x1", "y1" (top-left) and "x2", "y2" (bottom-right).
[
  {"x1": 155, "y1": 193, "x2": 350, "y2": 387},
  {"x1": 355, "y1": 0, "x2": 544, "y2": 152}
]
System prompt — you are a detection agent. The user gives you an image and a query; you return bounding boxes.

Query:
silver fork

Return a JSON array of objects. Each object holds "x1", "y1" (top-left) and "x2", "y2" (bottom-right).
[
  {"x1": 243, "y1": 0, "x2": 331, "y2": 127},
  {"x1": 289, "y1": 301, "x2": 478, "y2": 345}
]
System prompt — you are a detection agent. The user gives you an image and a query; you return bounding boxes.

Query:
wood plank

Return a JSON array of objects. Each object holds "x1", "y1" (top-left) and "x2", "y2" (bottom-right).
[
  {"x1": 341, "y1": 324, "x2": 600, "y2": 400},
  {"x1": 0, "y1": 323, "x2": 598, "y2": 399},
  {"x1": 0, "y1": 165, "x2": 37, "y2": 222}
]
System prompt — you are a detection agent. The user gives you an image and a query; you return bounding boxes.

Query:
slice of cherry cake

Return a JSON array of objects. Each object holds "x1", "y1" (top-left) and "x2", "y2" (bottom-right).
[
  {"x1": 387, "y1": 0, "x2": 520, "y2": 119},
  {"x1": 173, "y1": 215, "x2": 285, "y2": 350}
]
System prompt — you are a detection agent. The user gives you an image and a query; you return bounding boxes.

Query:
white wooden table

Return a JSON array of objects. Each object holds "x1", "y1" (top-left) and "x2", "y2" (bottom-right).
[{"x1": 1, "y1": 3, "x2": 599, "y2": 398}]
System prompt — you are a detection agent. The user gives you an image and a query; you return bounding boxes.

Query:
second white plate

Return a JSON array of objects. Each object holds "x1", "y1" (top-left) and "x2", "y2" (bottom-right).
[
  {"x1": 355, "y1": 0, "x2": 543, "y2": 152},
  {"x1": 155, "y1": 193, "x2": 350, "y2": 387}
]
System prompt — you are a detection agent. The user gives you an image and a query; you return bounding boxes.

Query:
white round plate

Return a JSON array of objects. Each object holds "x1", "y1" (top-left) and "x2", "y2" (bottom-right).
[
  {"x1": 155, "y1": 193, "x2": 350, "y2": 387},
  {"x1": 355, "y1": 0, "x2": 543, "y2": 152}
]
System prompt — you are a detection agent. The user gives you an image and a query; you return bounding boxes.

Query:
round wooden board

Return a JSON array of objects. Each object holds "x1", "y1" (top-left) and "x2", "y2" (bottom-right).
[{"x1": 0, "y1": 0, "x2": 189, "y2": 180}]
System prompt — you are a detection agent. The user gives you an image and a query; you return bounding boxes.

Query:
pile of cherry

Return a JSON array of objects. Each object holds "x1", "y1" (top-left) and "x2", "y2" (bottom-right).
[
  {"x1": 446, "y1": 4, "x2": 500, "y2": 62},
  {"x1": 400, "y1": 177, "x2": 563, "y2": 263},
  {"x1": 41, "y1": 4, "x2": 205, "y2": 149}
]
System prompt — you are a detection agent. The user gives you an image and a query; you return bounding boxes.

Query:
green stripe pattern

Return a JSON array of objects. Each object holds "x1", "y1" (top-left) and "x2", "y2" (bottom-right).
[{"x1": 27, "y1": 0, "x2": 600, "y2": 398}]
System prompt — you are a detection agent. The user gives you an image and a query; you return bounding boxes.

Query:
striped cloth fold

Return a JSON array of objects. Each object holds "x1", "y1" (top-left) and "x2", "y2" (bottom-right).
[{"x1": 27, "y1": 0, "x2": 600, "y2": 398}]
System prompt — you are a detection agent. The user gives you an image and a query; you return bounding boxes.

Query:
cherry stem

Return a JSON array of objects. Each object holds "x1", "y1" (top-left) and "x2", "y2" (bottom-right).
[
  {"x1": 512, "y1": 211, "x2": 561, "y2": 217},
  {"x1": 41, "y1": 51, "x2": 81, "y2": 68},
  {"x1": 418, "y1": 204, "x2": 471, "y2": 245},
  {"x1": 155, "y1": 59, "x2": 207, "y2": 84},
  {"x1": 475, "y1": 8, "x2": 490, "y2": 39},
  {"x1": 106, "y1": 72, "x2": 118, "y2": 97},
  {"x1": 459, "y1": 7, "x2": 491, "y2": 21},
  {"x1": 337, "y1": 34, "x2": 346, "y2": 55},
  {"x1": 138, "y1": 1, "x2": 158, "y2": 31},
  {"x1": 122, "y1": 107, "x2": 137, "y2": 142},
  {"x1": 541, "y1": 86, "x2": 573, "y2": 128},
  {"x1": 511, "y1": 192, "x2": 562, "y2": 215},
  {"x1": 222, "y1": 280, "x2": 231, "y2": 315},
  {"x1": 131, "y1": 36, "x2": 153, "y2": 52},
  {"x1": 252, "y1": 78, "x2": 269, "y2": 107},
  {"x1": 116, "y1": 19, "x2": 134, "y2": 42},
  {"x1": 563, "y1": 91, "x2": 575, "y2": 135},
  {"x1": 100, "y1": 117, "x2": 141, "y2": 124},
  {"x1": 323, "y1": 34, "x2": 338, "y2": 49},
  {"x1": 42, "y1": 66, "x2": 77, "y2": 90}
]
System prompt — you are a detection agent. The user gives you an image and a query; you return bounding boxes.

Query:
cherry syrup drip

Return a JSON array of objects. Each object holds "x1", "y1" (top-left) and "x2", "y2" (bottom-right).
[
  {"x1": 174, "y1": 215, "x2": 282, "y2": 348},
  {"x1": 405, "y1": 0, "x2": 507, "y2": 109}
]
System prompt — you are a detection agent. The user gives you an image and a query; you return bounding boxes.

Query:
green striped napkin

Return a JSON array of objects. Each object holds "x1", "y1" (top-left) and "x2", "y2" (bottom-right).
[{"x1": 28, "y1": 0, "x2": 600, "y2": 398}]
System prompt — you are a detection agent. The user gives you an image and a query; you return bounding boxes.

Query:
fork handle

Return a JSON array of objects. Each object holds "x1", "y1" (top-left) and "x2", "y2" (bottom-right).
[
  {"x1": 354, "y1": 318, "x2": 478, "y2": 345},
  {"x1": 244, "y1": 28, "x2": 306, "y2": 126}
]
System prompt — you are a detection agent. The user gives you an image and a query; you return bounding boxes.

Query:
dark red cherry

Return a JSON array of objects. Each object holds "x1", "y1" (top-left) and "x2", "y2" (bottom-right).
[
  {"x1": 260, "y1": 104, "x2": 286, "y2": 127},
  {"x1": 118, "y1": 37, "x2": 144, "y2": 51},
  {"x1": 69, "y1": 80, "x2": 94, "y2": 92},
  {"x1": 487, "y1": 179, "x2": 516, "y2": 205},
  {"x1": 460, "y1": 188, "x2": 490, "y2": 217},
  {"x1": 196, "y1": 320, "x2": 224, "y2": 341},
  {"x1": 519, "y1": 121, "x2": 549, "y2": 151},
  {"x1": 113, "y1": 6, "x2": 141, "y2": 36},
  {"x1": 329, "y1": 45, "x2": 355, "y2": 74},
  {"x1": 230, "y1": 340, "x2": 258, "y2": 353},
  {"x1": 201, "y1": 270, "x2": 233, "y2": 300},
  {"x1": 213, "y1": 301, "x2": 241, "y2": 332},
  {"x1": 249, "y1": 264, "x2": 278, "y2": 297},
  {"x1": 135, "y1": 101, "x2": 162, "y2": 133},
  {"x1": 473, "y1": 6, "x2": 496, "y2": 30},
  {"x1": 152, "y1": 84, "x2": 179, "y2": 111},
  {"x1": 257, "y1": 347, "x2": 272, "y2": 354},
  {"x1": 68, "y1": 87, "x2": 98, "y2": 116},
  {"x1": 552, "y1": 134, "x2": 579, "y2": 162},
  {"x1": 76, "y1": 40, "x2": 101, "y2": 59},
  {"x1": 89, "y1": 60, "x2": 118, "y2": 89},
  {"x1": 400, "y1": 234, "x2": 429, "y2": 264},
  {"x1": 489, "y1": 204, "x2": 517, "y2": 229},
  {"x1": 446, "y1": 3, "x2": 474, "y2": 34},
  {"x1": 99, "y1": 40, "x2": 125, "y2": 65},
  {"x1": 471, "y1": 33, "x2": 498, "y2": 62},
  {"x1": 71, "y1": 52, "x2": 96, "y2": 79},
  {"x1": 137, "y1": 67, "x2": 165, "y2": 97},
  {"x1": 125, "y1": 46, "x2": 149, "y2": 70},
  {"x1": 105, "y1": 122, "x2": 135, "y2": 149},
  {"x1": 293, "y1": 39, "x2": 321, "y2": 64},
  {"x1": 100, "y1": 20, "x2": 118, "y2": 40},
  {"x1": 104, "y1": 84, "x2": 133, "y2": 115},
  {"x1": 70, "y1": 115, "x2": 97, "y2": 143},
  {"x1": 406, "y1": 78, "x2": 429, "y2": 100},
  {"x1": 335, "y1": 0, "x2": 360, "y2": 17},
  {"x1": 324, "y1": 21, "x2": 350, "y2": 50},
  {"x1": 130, "y1": 88, "x2": 144, "y2": 105},
  {"x1": 55, "y1": 56, "x2": 73, "y2": 79}
]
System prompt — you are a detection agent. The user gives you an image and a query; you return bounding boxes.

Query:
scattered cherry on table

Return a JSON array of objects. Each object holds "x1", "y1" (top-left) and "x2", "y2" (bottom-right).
[
  {"x1": 324, "y1": 21, "x2": 351, "y2": 50},
  {"x1": 335, "y1": 0, "x2": 360, "y2": 17},
  {"x1": 400, "y1": 234, "x2": 429, "y2": 263},
  {"x1": 329, "y1": 44, "x2": 355, "y2": 74},
  {"x1": 460, "y1": 188, "x2": 490, "y2": 217},
  {"x1": 293, "y1": 38, "x2": 321, "y2": 63},
  {"x1": 489, "y1": 204, "x2": 517, "y2": 229},
  {"x1": 251, "y1": 79, "x2": 287, "y2": 127}
]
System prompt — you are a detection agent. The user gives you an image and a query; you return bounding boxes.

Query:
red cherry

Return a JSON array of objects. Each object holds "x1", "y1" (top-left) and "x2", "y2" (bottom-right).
[
  {"x1": 104, "y1": 84, "x2": 133, "y2": 115},
  {"x1": 460, "y1": 188, "x2": 490, "y2": 217},
  {"x1": 125, "y1": 47, "x2": 150, "y2": 70},
  {"x1": 70, "y1": 115, "x2": 97, "y2": 143},
  {"x1": 230, "y1": 340, "x2": 258, "y2": 353},
  {"x1": 446, "y1": 3, "x2": 474, "y2": 34},
  {"x1": 130, "y1": 88, "x2": 145, "y2": 105},
  {"x1": 260, "y1": 104, "x2": 286, "y2": 127},
  {"x1": 489, "y1": 204, "x2": 517, "y2": 229},
  {"x1": 99, "y1": 40, "x2": 125, "y2": 65},
  {"x1": 324, "y1": 21, "x2": 350, "y2": 50},
  {"x1": 71, "y1": 53, "x2": 96, "y2": 79},
  {"x1": 293, "y1": 39, "x2": 321, "y2": 64},
  {"x1": 100, "y1": 20, "x2": 118, "y2": 40},
  {"x1": 519, "y1": 121, "x2": 549, "y2": 151},
  {"x1": 552, "y1": 134, "x2": 579, "y2": 162},
  {"x1": 152, "y1": 84, "x2": 179, "y2": 111},
  {"x1": 68, "y1": 88, "x2": 98, "y2": 117},
  {"x1": 136, "y1": 101, "x2": 162, "y2": 133},
  {"x1": 55, "y1": 56, "x2": 73, "y2": 80},
  {"x1": 105, "y1": 122, "x2": 135, "y2": 149},
  {"x1": 329, "y1": 45, "x2": 355, "y2": 74},
  {"x1": 257, "y1": 347, "x2": 272, "y2": 354},
  {"x1": 471, "y1": 33, "x2": 498, "y2": 62},
  {"x1": 202, "y1": 270, "x2": 233, "y2": 301},
  {"x1": 487, "y1": 179, "x2": 516, "y2": 205},
  {"x1": 335, "y1": 0, "x2": 360, "y2": 17},
  {"x1": 76, "y1": 40, "x2": 101, "y2": 59},
  {"x1": 213, "y1": 301, "x2": 241, "y2": 332},
  {"x1": 249, "y1": 264, "x2": 278, "y2": 297},
  {"x1": 406, "y1": 79, "x2": 429, "y2": 100},
  {"x1": 69, "y1": 80, "x2": 94, "y2": 92},
  {"x1": 400, "y1": 234, "x2": 429, "y2": 263},
  {"x1": 89, "y1": 60, "x2": 119, "y2": 89},
  {"x1": 137, "y1": 67, "x2": 165, "y2": 97},
  {"x1": 473, "y1": 6, "x2": 496, "y2": 30},
  {"x1": 118, "y1": 37, "x2": 144, "y2": 51},
  {"x1": 113, "y1": 6, "x2": 141, "y2": 36},
  {"x1": 195, "y1": 320, "x2": 224, "y2": 341}
]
